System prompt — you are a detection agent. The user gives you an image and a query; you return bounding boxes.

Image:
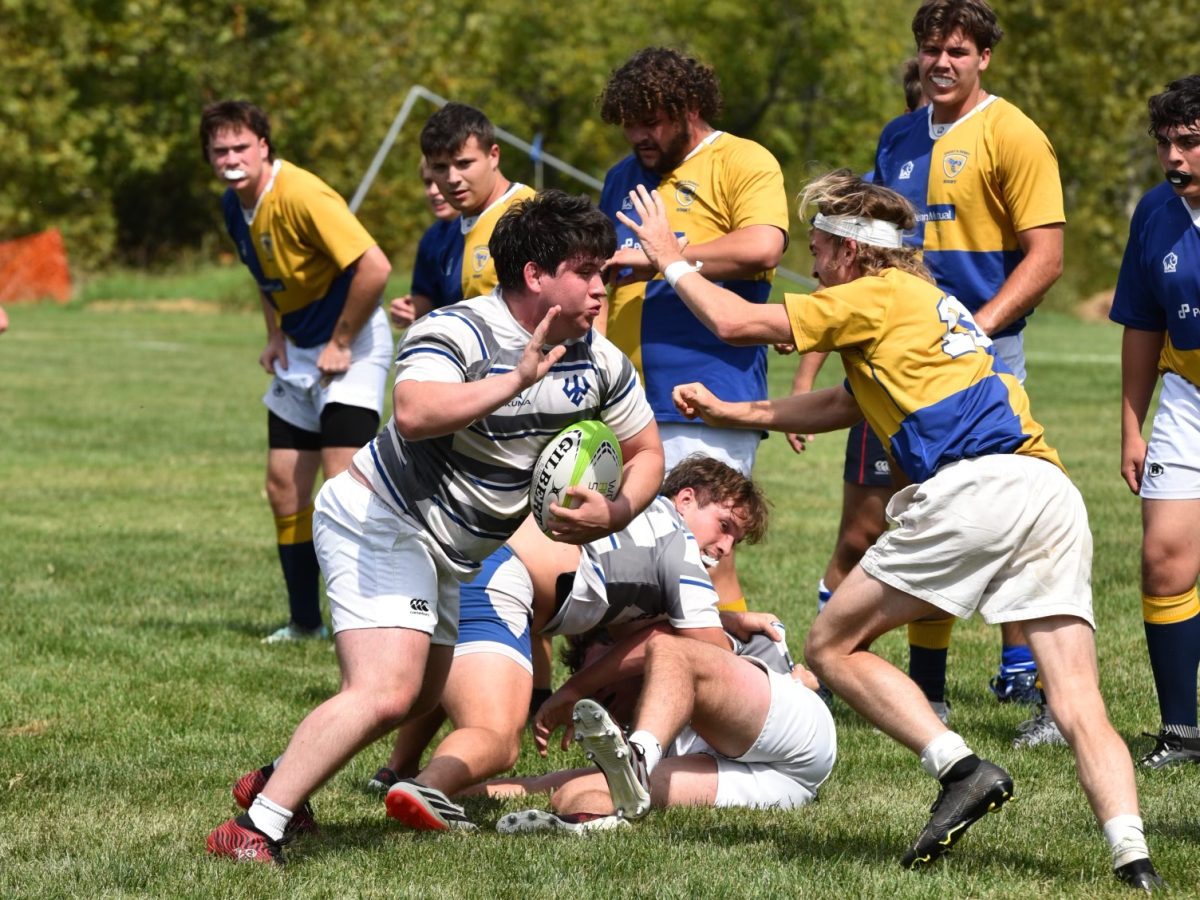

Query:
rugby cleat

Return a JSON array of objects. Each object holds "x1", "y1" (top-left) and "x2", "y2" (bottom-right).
[
  {"x1": 367, "y1": 766, "x2": 400, "y2": 793},
  {"x1": 572, "y1": 699, "x2": 651, "y2": 820},
  {"x1": 262, "y1": 623, "x2": 329, "y2": 644},
  {"x1": 1139, "y1": 729, "x2": 1200, "y2": 769},
  {"x1": 496, "y1": 809, "x2": 628, "y2": 835},
  {"x1": 231, "y1": 764, "x2": 318, "y2": 837},
  {"x1": 1114, "y1": 858, "x2": 1166, "y2": 893},
  {"x1": 1012, "y1": 705, "x2": 1067, "y2": 749},
  {"x1": 385, "y1": 779, "x2": 478, "y2": 832},
  {"x1": 988, "y1": 670, "x2": 1041, "y2": 705},
  {"x1": 206, "y1": 814, "x2": 284, "y2": 866},
  {"x1": 900, "y1": 760, "x2": 1013, "y2": 869}
]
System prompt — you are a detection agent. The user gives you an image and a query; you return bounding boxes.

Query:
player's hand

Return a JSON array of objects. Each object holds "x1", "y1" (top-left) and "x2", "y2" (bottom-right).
[
  {"x1": 719, "y1": 610, "x2": 782, "y2": 642},
  {"x1": 259, "y1": 332, "x2": 288, "y2": 375},
  {"x1": 786, "y1": 431, "x2": 816, "y2": 454},
  {"x1": 791, "y1": 663, "x2": 821, "y2": 692},
  {"x1": 544, "y1": 485, "x2": 617, "y2": 545},
  {"x1": 773, "y1": 342, "x2": 796, "y2": 355},
  {"x1": 389, "y1": 295, "x2": 417, "y2": 329},
  {"x1": 615, "y1": 186, "x2": 687, "y2": 273},
  {"x1": 672, "y1": 382, "x2": 729, "y2": 427},
  {"x1": 317, "y1": 340, "x2": 352, "y2": 386},
  {"x1": 532, "y1": 685, "x2": 579, "y2": 756},
  {"x1": 1120, "y1": 433, "x2": 1148, "y2": 494},
  {"x1": 516, "y1": 306, "x2": 567, "y2": 389}
]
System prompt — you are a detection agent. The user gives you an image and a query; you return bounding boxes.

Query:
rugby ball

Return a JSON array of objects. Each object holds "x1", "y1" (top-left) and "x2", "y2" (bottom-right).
[{"x1": 530, "y1": 420, "x2": 623, "y2": 533}]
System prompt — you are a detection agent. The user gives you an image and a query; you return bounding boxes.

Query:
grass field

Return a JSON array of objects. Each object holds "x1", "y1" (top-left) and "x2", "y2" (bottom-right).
[{"x1": 0, "y1": 294, "x2": 1194, "y2": 898}]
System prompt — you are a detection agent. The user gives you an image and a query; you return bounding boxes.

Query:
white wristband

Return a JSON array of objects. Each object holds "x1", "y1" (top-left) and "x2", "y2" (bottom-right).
[{"x1": 663, "y1": 259, "x2": 702, "y2": 289}]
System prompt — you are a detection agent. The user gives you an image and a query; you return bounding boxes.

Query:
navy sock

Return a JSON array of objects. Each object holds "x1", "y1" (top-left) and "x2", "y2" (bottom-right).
[
  {"x1": 1145, "y1": 616, "x2": 1200, "y2": 727},
  {"x1": 278, "y1": 541, "x2": 322, "y2": 630},
  {"x1": 909, "y1": 645, "x2": 948, "y2": 703}
]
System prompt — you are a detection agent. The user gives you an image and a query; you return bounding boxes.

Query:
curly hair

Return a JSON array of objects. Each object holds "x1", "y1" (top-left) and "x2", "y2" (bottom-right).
[
  {"x1": 489, "y1": 189, "x2": 615, "y2": 290},
  {"x1": 1148, "y1": 75, "x2": 1200, "y2": 138},
  {"x1": 661, "y1": 454, "x2": 769, "y2": 545},
  {"x1": 199, "y1": 100, "x2": 273, "y2": 162},
  {"x1": 911, "y1": 0, "x2": 1003, "y2": 51},
  {"x1": 800, "y1": 169, "x2": 932, "y2": 283},
  {"x1": 599, "y1": 47, "x2": 722, "y2": 126}
]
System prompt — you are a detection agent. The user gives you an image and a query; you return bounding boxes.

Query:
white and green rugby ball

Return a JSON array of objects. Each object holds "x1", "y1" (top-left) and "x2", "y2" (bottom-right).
[{"x1": 530, "y1": 420, "x2": 623, "y2": 533}]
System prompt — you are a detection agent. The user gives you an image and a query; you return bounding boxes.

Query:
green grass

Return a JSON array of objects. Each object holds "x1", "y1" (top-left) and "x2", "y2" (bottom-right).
[{"x1": 0, "y1": 299, "x2": 1193, "y2": 898}]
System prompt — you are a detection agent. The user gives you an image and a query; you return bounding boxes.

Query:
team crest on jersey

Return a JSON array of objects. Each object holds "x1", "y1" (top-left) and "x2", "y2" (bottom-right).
[
  {"x1": 942, "y1": 151, "x2": 969, "y2": 179},
  {"x1": 259, "y1": 233, "x2": 275, "y2": 261},
  {"x1": 675, "y1": 181, "x2": 698, "y2": 208},
  {"x1": 561, "y1": 375, "x2": 590, "y2": 406},
  {"x1": 899, "y1": 161, "x2": 914, "y2": 180},
  {"x1": 1164, "y1": 252, "x2": 1178, "y2": 274},
  {"x1": 472, "y1": 245, "x2": 490, "y2": 273}
]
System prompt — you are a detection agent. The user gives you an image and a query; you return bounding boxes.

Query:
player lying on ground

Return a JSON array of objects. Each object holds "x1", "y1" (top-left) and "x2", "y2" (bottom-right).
[
  {"x1": 205, "y1": 190, "x2": 664, "y2": 866},
  {"x1": 471, "y1": 622, "x2": 835, "y2": 834},
  {"x1": 375, "y1": 455, "x2": 780, "y2": 830},
  {"x1": 613, "y1": 173, "x2": 1163, "y2": 891}
]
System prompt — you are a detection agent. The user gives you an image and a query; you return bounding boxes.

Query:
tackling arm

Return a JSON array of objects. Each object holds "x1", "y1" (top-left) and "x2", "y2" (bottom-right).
[{"x1": 673, "y1": 381, "x2": 862, "y2": 436}]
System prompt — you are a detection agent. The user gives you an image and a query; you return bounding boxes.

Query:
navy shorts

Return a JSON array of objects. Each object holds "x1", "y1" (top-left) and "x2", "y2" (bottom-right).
[{"x1": 843, "y1": 420, "x2": 892, "y2": 487}]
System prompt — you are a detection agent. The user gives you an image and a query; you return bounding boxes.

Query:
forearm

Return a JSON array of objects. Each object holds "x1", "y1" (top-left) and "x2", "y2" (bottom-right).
[
  {"x1": 609, "y1": 446, "x2": 664, "y2": 533},
  {"x1": 260, "y1": 294, "x2": 281, "y2": 337},
  {"x1": 392, "y1": 370, "x2": 527, "y2": 441},
  {"x1": 708, "y1": 386, "x2": 861, "y2": 434},
  {"x1": 673, "y1": 270, "x2": 793, "y2": 345},
  {"x1": 1120, "y1": 328, "x2": 1164, "y2": 440},
  {"x1": 680, "y1": 225, "x2": 786, "y2": 281},
  {"x1": 791, "y1": 351, "x2": 829, "y2": 394},
  {"x1": 971, "y1": 226, "x2": 1062, "y2": 336},
  {"x1": 331, "y1": 246, "x2": 391, "y2": 348}
]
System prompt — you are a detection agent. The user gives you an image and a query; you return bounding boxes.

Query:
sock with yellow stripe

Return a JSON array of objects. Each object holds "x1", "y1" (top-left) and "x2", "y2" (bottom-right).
[
  {"x1": 717, "y1": 596, "x2": 749, "y2": 613},
  {"x1": 908, "y1": 617, "x2": 955, "y2": 704},
  {"x1": 276, "y1": 505, "x2": 322, "y2": 631},
  {"x1": 1143, "y1": 587, "x2": 1200, "y2": 727}
]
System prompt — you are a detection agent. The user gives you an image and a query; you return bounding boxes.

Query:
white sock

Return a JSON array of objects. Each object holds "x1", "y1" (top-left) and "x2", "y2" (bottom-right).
[
  {"x1": 627, "y1": 730, "x2": 662, "y2": 774},
  {"x1": 918, "y1": 731, "x2": 972, "y2": 779},
  {"x1": 1103, "y1": 814, "x2": 1149, "y2": 869},
  {"x1": 247, "y1": 794, "x2": 293, "y2": 842}
]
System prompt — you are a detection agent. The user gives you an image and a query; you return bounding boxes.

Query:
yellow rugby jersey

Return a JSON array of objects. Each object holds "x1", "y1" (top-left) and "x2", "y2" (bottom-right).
[
  {"x1": 874, "y1": 97, "x2": 1064, "y2": 339},
  {"x1": 784, "y1": 268, "x2": 1062, "y2": 482},
  {"x1": 600, "y1": 132, "x2": 788, "y2": 419},
  {"x1": 461, "y1": 183, "x2": 535, "y2": 300},
  {"x1": 223, "y1": 161, "x2": 376, "y2": 348}
]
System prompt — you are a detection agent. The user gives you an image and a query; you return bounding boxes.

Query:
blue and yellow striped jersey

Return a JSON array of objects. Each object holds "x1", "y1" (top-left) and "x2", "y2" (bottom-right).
[
  {"x1": 784, "y1": 268, "x2": 1062, "y2": 482},
  {"x1": 873, "y1": 98, "x2": 1064, "y2": 339},
  {"x1": 222, "y1": 161, "x2": 376, "y2": 348},
  {"x1": 600, "y1": 133, "x2": 789, "y2": 420},
  {"x1": 1110, "y1": 181, "x2": 1200, "y2": 388}
]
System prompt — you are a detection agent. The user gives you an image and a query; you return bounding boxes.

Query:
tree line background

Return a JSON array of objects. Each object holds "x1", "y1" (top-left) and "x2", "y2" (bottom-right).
[{"x1": 4, "y1": 0, "x2": 1199, "y2": 301}]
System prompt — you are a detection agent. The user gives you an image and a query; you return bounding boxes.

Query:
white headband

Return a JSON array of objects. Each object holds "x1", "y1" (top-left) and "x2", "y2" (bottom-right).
[{"x1": 812, "y1": 212, "x2": 904, "y2": 249}]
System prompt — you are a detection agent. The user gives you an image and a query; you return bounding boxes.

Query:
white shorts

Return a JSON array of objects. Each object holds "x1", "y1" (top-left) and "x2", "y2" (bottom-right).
[
  {"x1": 669, "y1": 665, "x2": 836, "y2": 809},
  {"x1": 860, "y1": 454, "x2": 1095, "y2": 628},
  {"x1": 659, "y1": 422, "x2": 760, "y2": 477},
  {"x1": 263, "y1": 307, "x2": 393, "y2": 433},
  {"x1": 313, "y1": 471, "x2": 461, "y2": 645},
  {"x1": 454, "y1": 545, "x2": 535, "y2": 674},
  {"x1": 1141, "y1": 372, "x2": 1200, "y2": 500},
  {"x1": 992, "y1": 332, "x2": 1026, "y2": 384}
]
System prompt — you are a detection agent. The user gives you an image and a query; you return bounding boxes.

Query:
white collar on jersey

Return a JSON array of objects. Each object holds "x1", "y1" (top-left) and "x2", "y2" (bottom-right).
[
  {"x1": 927, "y1": 94, "x2": 999, "y2": 140},
  {"x1": 241, "y1": 159, "x2": 282, "y2": 226},
  {"x1": 460, "y1": 182, "x2": 527, "y2": 235},
  {"x1": 813, "y1": 212, "x2": 904, "y2": 249},
  {"x1": 680, "y1": 129, "x2": 724, "y2": 165}
]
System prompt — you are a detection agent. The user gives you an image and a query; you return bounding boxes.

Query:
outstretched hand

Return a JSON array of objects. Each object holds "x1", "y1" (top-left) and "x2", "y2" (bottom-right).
[
  {"x1": 532, "y1": 685, "x2": 579, "y2": 757},
  {"x1": 517, "y1": 306, "x2": 567, "y2": 388},
  {"x1": 614, "y1": 186, "x2": 687, "y2": 273}
]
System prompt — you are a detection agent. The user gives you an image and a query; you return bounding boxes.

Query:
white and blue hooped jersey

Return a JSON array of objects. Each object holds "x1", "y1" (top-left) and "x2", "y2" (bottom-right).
[
  {"x1": 873, "y1": 97, "x2": 1064, "y2": 339},
  {"x1": 541, "y1": 496, "x2": 723, "y2": 636},
  {"x1": 1110, "y1": 180, "x2": 1200, "y2": 388},
  {"x1": 352, "y1": 289, "x2": 652, "y2": 577}
]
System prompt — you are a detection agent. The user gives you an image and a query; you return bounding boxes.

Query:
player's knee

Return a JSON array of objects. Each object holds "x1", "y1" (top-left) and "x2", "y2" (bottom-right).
[{"x1": 803, "y1": 625, "x2": 835, "y2": 680}]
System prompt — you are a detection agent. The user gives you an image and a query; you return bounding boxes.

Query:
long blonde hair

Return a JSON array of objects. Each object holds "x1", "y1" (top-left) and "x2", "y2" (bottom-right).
[{"x1": 799, "y1": 169, "x2": 933, "y2": 283}]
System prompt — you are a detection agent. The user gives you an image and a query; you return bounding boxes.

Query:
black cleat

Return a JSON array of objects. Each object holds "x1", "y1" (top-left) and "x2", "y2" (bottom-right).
[
  {"x1": 900, "y1": 760, "x2": 1012, "y2": 869},
  {"x1": 1114, "y1": 858, "x2": 1166, "y2": 893}
]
